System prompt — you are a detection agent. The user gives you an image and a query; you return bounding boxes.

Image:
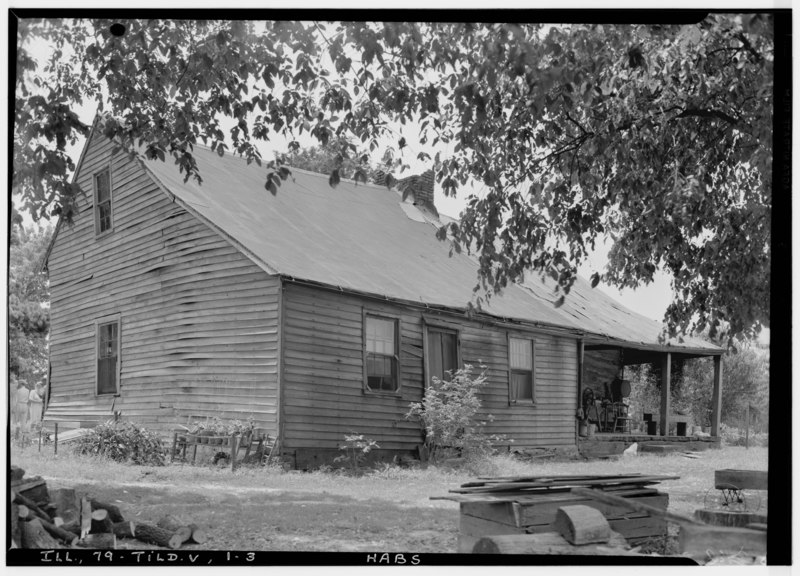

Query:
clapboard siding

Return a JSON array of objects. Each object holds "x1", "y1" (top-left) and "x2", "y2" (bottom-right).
[
  {"x1": 46, "y1": 129, "x2": 280, "y2": 434},
  {"x1": 280, "y1": 283, "x2": 578, "y2": 455}
]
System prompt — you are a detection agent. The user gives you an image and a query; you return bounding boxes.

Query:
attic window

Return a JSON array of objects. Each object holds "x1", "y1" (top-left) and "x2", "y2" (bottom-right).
[
  {"x1": 94, "y1": 168, "x2": 113, "y2": 235},
  {"x1": 509, "y1": 336, "x2": 535, "y2": 404},
  {"x1": 364, "y1": 314, "x2": 400, "y2": 394}
]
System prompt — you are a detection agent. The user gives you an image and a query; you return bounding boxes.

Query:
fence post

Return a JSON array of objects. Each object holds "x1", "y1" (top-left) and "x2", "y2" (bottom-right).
[{"x1": 745, "y1": 404, "x2": 750, "y2": 449}]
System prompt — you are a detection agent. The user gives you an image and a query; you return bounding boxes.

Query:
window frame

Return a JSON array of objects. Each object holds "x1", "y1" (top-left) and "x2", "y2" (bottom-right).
[
  {"x1": 93, "y1": 165, "x2": 114, "y2": 237},
  {"x1": 95, "y1": 314, "x2": 121, "y2": 397},
  {"x1": 362, "y1": 310, "x2": 402, "y2": 396},
  {"x1": 507, "y1": 333, "x2": 536, "y2": 405},
  {"x1": 422, "y1": 318, "x2": 462, "y2": 389}
]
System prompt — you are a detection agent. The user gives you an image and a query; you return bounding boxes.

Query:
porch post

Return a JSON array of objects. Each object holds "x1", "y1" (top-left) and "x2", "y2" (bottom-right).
[
  {"x1": 660, "y1": 353, "x2": 671, "y2": 436},
  {"x1": 576, "y1": 340, "x2": 584, "y2": 440},
  {"x1": 711, "y1": 355, "x2": 723, "y2": 436}
]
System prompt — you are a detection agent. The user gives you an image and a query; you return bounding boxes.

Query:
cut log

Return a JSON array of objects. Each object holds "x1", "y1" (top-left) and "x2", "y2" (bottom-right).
[
  {"x1": 10, "y1": 465, "x2": 26, "y2": 483},
  {"x1": 80, "y1": 497, "x2": 93, "y2": 538},
  {"x1": 21, "y1": 517, "x2": 60, "y2": 549},
  {"x1": 14, "y1": 477, "x2": 49, "y2": 505},
  {"x1": 76, "y1": 533, "x2": 117, "y2": 549},
  {"x1": 134, "y1": 522, "x2": 184, "y2": 549},
  {"x1": 187, "y1": 524, "x2": 207, "y2": 544},
  {"x1": 552, "y1": 505, "x2": 611, "y2": 545},
  {"x1": 50, "y1": 488, "x2": 80, "y2": 525},
  {"x1": 12, "y1": 489, "x2": 54, "y2": 524},
  {"x1": 61, "y1": 521, "x2": 81, "y2": 537},
  {"x1": 112, "y1": 521, "x2": 137, "y2": 539},
  {"x1": 39, "y1": 518, "x2": 80, "y2": 546},
  {"x1": 472, "y1": 530, "x2": 633, "y2": 555},
  {"x1": 156, "y1": 515, "x2": 192, "y2": 545},
  {"x1": 91, "y1": 509, "x2": 114, "y2": 534},
  {"x1": 90, "y1": 499, "x2": 125, "y2": 524},
  {"x1": 53, "y1": 517, "x2": 64, "y2": 527},
  {"x1": 678, "y1": 522, "x2": 767, "y2": 558}
]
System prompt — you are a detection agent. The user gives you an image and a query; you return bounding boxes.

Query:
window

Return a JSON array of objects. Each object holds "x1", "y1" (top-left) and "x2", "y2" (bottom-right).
[
  {"x1": 509, "y1": 336, "x2": 534, "y2": 403},
  {"x1": 97, "y1": 319, "x2": 120, "y2": 395},
  {"x1": 426, "y1": 326, "x2": 459, "y2": 384},
  {"x1": 364, "y1": 315, "x2": 399, "y2": 393},
  {"x1": 94, "y1": 168, "x2": 113, "y2": 235}
]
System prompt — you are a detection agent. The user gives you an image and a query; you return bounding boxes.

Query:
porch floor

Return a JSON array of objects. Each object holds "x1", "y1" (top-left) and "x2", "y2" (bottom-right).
[{"x1": 578, "y1": 433, "x2": 721, "y2": 458}]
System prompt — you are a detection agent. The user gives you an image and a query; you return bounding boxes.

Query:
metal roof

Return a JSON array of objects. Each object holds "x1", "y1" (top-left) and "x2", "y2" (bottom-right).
[{"x1": 140, "y1": 144, "x2": 721, "y2": 355}]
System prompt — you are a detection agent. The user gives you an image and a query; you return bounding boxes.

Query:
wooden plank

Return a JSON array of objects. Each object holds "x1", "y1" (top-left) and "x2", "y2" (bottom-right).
[
  {"x1": 458, "y1": 513, "x2": 523, "y2": 554},
  {"x1": 714, "y1": 469, "x2": 768, "y2": 491},
  {"x1": 472, "y1": 530, "x2": 632, "y2": 555},
  {"x1": 572, "y1": 487, "x2": 702, "y2": 527},
  {"x1": 678, "y1": 522, "x2": 767, "y2": 558}
]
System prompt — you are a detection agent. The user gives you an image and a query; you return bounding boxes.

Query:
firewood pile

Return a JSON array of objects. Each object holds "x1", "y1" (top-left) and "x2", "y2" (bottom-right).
[{"x1": 10, "y1": 465, "x2": 207, "y2": 550}]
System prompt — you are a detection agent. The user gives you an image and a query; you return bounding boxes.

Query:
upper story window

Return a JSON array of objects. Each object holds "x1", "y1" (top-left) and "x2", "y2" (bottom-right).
[
  {"x1": 364, "y1": 314, "x2": 400, "y2": 393},
  {"x1": 94, "y1": 168, "x2": 113, "y2": 235},
  {"x1": 509, "y1": 336, "x2": 535, "y2": 404}
]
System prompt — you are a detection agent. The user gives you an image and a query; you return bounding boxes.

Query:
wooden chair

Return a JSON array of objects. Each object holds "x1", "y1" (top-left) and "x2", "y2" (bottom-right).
[{"x1": 612, "y1": 402, "x2": 633, "y2": 434}]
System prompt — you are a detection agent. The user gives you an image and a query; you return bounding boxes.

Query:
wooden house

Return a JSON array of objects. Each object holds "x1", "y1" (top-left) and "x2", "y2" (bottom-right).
[{"x1": 43, "y1": 119, "x2": 724, "y2": 468}]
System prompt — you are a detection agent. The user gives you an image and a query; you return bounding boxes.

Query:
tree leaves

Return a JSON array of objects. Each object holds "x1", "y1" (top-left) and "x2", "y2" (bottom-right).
[{"x1": 13, "y1": 16, "x2": 774, "y2": 343}]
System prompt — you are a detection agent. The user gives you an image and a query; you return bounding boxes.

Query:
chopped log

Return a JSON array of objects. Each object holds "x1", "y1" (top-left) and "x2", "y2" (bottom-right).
[
  {"x1": 156, "y1": 515, "x2": 192, "y2": 545},
  {"x1": 12, "y1": 489, "x2": 54, "y2": 524},
  {"x1": 90, "y1": 499, "x2": 125, "y2": 524},
  {"x1": 678, "y1": 522, "x2": 767, "y2": 558},
  {"x1": 18, "y1": 505, "x2": 32, "y2": 520},
  {"x1": 10, "y1": 465, "x2": 26, "y2": 482},
  {"x1": 552, "y1": 505, "x2": 611, "y2": 545},
  {"x1": 50, "y1": 488, "x2": 80, "y2": 525},
  {"x1": 747, "y1": 522, "x2": 768, "y2": 531},
  {"x1": 21, "y1": 517, "x2": 60, "y2": 549},
  {"x1": 39, "y1": 517, "x2": 80, "y2": 546},
  {"x1": 91, "y1": 509, "x2": 114, "y2": 534},
  {"x1": 53, "y1": 517, "x2": 64, "y2": 527},
  {"x1": 694, "y1": 509, "x2": 768, "y2": 528},
  {"x1": 80, "y1": 497, "x2": 93, "y2": 538},
  {"x1": 187, "y1": 524, "x2": 207, "y2": 544},
  {"x1": 134, "y1": 522, "x2": 184, "y2": 549},
  {"x1": 112, "y1": 521, "x2": 137, "y2": 539},
  {"x1": 76, "y1": 533, "x2": 117, "y2": 549},
  {"x1": 14, "y1": 477, "x2": 49, "y2": 504},
  {"x1": 472, "y1": 531, "x2": 634, "y2": 555},
  {"x1": 61, "y1": 521, "x2": 81, "y2": 537}
]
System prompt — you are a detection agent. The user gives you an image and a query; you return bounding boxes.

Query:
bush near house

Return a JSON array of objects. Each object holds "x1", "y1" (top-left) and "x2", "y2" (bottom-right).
[{"x1": 74, "y1": 420, "x2": 168, "y2": 466}]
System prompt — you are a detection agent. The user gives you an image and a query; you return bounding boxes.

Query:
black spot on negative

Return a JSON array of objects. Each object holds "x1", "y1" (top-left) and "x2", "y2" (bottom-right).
[{"x1": 110, "y1": 23, "x2": 126, "y2": 37}]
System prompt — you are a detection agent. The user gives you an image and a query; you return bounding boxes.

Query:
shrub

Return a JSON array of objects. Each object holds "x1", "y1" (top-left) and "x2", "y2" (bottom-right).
[
  {"x1": 334, "y1": 433, "x2": 380, "y2": 474},
  {"x1": 719, "y1": 423, "x2": 769, "y2": 447},
  {"x1": 406, "y1": 364, "x2": 501, "y2": 463},
  {"x1": 74, "y1": 420, "x2": 167, "y2": 466}
]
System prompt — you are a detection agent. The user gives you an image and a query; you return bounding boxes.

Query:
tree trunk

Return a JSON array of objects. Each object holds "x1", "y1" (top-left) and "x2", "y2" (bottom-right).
[
  {"x1": 90, "y1": 499, "x2": 125, "y2": 524},
  {"x1": 11, "y1": 501, "x2": 21, "y2": 548},
  {"x1": 134, "y1": 522, "x2": 184, "y2": 549},
  {"x1": 76, "y1": 533, "x2": 117, "y2": 549},
  {"x1": 21, "y1": 518, "x2": 61, "y2": 549}
]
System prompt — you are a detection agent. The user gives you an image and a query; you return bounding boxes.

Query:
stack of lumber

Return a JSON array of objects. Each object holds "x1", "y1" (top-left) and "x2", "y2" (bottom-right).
[
  {"x1": 10, "y1": 465, "x2": 207, "y2": 550},
  {"x1": 436, "y1": 473, "x2": 678, "y2": 553}
]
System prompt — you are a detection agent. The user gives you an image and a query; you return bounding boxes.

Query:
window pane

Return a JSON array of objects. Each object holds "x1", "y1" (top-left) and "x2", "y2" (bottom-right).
[
  {"x1": 441, "y1": 332, "x2": 458, "y2": 376},
  {"x1": 98, "y1": 202, "x2": 112, "y2": 232},
  {"x1": 96, "y1": 170, "x2": 110, "y2": 202},
  {"x1": 511, "y1": 372, "x2": 533, "y2": 401},
  {"x1": 366, "y1": 317, "x2": 395, "y2": 355},
  {"x1": 98, "y1": 357, "x2": 117, "y2": 394},
  {"x1": 366, "y1": 352, "x2": 396, "y2": 392},
  {"x1": 510, "y1": 337, "x2": 532, "y2": 370}
]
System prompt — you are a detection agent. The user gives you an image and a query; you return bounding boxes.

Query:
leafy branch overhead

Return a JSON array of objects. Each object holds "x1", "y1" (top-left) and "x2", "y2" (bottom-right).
[{"x1": 14, "y1": 16, "x2": 773, "y2": 342}]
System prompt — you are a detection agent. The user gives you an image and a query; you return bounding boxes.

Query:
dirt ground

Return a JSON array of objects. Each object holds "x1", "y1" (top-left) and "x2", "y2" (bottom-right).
[{"x1": 46, "y1": 477, "x2": 460, "y2": 553}]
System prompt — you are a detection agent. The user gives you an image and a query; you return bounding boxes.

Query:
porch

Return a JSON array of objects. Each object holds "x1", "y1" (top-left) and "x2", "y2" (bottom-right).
[{"x1": 578, "y1": 432, "x2": 722, "y2": 459}]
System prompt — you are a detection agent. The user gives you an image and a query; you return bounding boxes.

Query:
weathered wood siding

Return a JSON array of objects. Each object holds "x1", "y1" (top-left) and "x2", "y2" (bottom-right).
[
  {"x1": 46, "y1": 130, "x2": 280, "y2": 434},
  {"x1": 280, "y1": 283, "x2": 578, "y2": 465},
  {"x1": 583, "y1": 349, "x2": 623, "y2": 400}
]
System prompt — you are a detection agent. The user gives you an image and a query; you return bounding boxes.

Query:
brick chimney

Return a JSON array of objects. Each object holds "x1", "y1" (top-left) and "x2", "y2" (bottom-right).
[{"x1": 397, "y1": 169, "x2": 437, "y2": 217}]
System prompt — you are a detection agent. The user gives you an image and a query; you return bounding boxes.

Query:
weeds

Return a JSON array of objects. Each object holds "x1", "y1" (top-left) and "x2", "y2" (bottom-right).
[{"x1": 73, "y1": 420, "x2": 167, "y2": 466}]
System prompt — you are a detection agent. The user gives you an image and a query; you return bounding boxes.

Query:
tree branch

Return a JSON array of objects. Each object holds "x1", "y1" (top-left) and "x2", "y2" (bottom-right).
[{"x1": 675, "y1": 108, "x2": 738, "y2": 125}]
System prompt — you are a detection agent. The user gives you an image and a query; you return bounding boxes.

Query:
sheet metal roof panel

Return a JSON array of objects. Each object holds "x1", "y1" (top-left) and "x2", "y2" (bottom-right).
[{"x1": 141, "y1": 146, "x2": 720, "y2": 353}]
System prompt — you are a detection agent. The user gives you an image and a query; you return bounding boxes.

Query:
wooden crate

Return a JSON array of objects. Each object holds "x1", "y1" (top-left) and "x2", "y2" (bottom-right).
[{"x1": 456, "y1": 489, "x2": 669, "y2": 553}]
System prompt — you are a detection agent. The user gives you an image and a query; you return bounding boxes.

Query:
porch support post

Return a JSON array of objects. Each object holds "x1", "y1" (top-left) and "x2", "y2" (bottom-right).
[
  {"x1": 576, "y1": 340, "x2": 584, "y2": 440},
  {"x1": 711, "y1": 355, "x2": 723, "y2": 437},
  {"x1": 660, "y1": 353, "x2": 671, "y2": 436}
]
